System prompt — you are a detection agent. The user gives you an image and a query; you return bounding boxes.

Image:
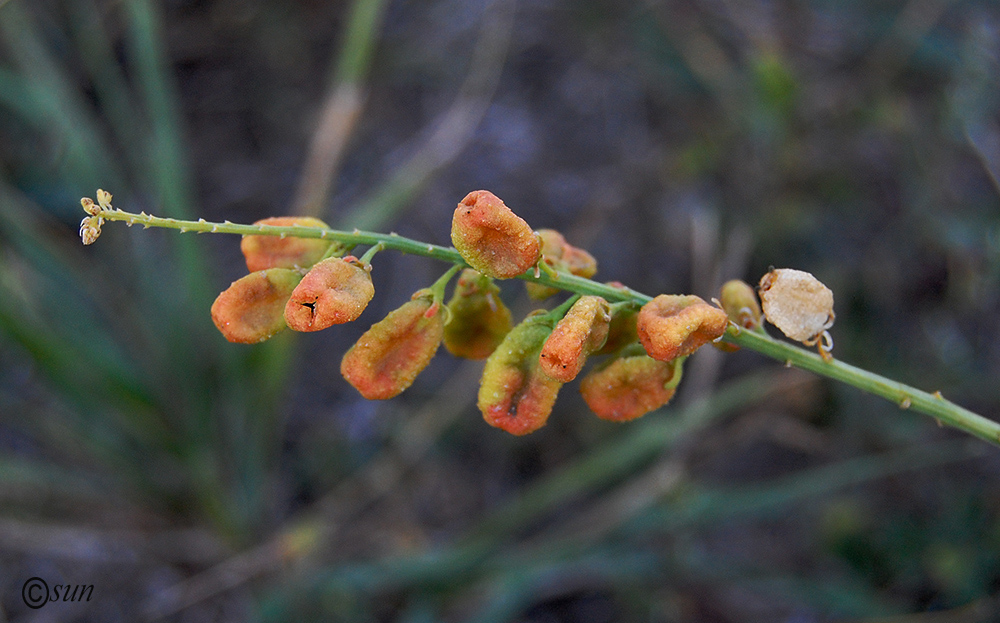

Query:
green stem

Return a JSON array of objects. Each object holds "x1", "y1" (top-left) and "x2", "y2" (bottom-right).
[
  {"x1": 545, "y1": 293, "x2": 582, "y2": 321},
  {"x1": 427, "y1": 263, "x2": 463, "y2": 302},
  {"x1": 87, "y1": 206, "x2": 1000, "y2": 447},
  {"x1": 358, "y1": 242, "x2": 385, "y2": 266},
  {"x1": 723, "y1": 326, "x2": 1000, "y2": 445}
]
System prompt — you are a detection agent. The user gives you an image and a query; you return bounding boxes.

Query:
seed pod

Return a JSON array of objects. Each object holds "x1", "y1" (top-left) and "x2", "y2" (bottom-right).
[
  {"x1": 241, "y1": 216, "x2": 334, "y2": 272},
  {"x1": 442, "y1": 269, "x2": 513, "y2": 359},
  {"x1": 758, "y1": 268, "x2": 834, "y2": 344},
  {"x1": 478, "y1": 314, "x2": 561, "y2": 435},
  {"x1": 526, "y1": 229, "x2": 598, "y2": 299},
  {"x1": 81, "y1": 196, "x2": 101, "y2": 216},
  {"x1": 284, "y1": 256, "x2": 374, "y2": 332},
  {"x1": 713, "y1": 279, "x2": 763, "y2": 353},
  {"x1": 719, "y1": 279, "x2": 762, "y2": 329},
  {"x1": 79, "y1": 216, "x2": 103, "y2": 245},
  {"x1": 539, "y1": 296, "x2": 611, "y2": 382},
  {"x1": 594, "y1": 300, "x2": 639, "y2": 356},
  {"x1": 96, "y1": 188, "x2": 113, "y2": 209},
  {"x1": 211, "y1": 268, "x2": 303, "y2": 343},
  {"x1": 451, "y1": 190, "x2": 540, "y2": 279},
  {"x1": 580, "y1": 353, "x2": 683, "y2": 422},
  {"x1": 637, "y1": 294, "x2": 728, "y2": 361},
  {"x1": 341, "y1": 294, "x2": 445, "y2": 400}
]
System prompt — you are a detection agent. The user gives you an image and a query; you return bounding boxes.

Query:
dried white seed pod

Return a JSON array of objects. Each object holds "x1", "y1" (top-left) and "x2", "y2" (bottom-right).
[{"x1": 758, "y1": 268, "x2": 834, "y2": 346}]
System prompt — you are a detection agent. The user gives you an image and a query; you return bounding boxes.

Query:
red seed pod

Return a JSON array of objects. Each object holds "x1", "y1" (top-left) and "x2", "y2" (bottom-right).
[
  {"x1": 478, "y1": 314, "x2": 561, "y2": 436},
  {"x1": 241, "y1": 216, "x2": 334, "y2": 272},
  {"x1": 284, "y1": 256, "x2": 374, "y2": 332},
  {"x1": 539, "y1": 296, "x2": 611, "y2": 382},
  {"x1": 340, "y1": 293, "x2": 446, "y2": 400},
  {"x1": 526, "y1": 229, "x2": 598, "y2": 300},
  {"x1": 211, "y1": 268, "x2": 303, "y2": 343},
  {"x1": 580, "y1": 354, "x2": 683, "y2": 422},
  {"x1": 451, "y1": 190, "x2": 540, "y2": 279},
  {"x1": 442, "y1": 269, "x2": 513, "y2": 359},
  {"x1": 637, "y1": 294, "x2": 728, "y2": 361}
]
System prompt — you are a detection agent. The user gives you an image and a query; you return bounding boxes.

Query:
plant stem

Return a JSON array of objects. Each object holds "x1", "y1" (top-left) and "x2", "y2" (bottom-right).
[
  {"x1": 723, "y1": 326, "x2": 1000, "y2": 445},
  {"x1": 88, "y1": 206, "x2": 1000, "y2": 447}
]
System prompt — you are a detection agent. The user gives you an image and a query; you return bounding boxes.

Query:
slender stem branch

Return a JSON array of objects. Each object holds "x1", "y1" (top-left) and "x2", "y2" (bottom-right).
[
  {"x1": 89, "y1": 206, "x2": 1000, "y2": 447},
  {"x1": 723, "y1": 326, "x2": 1000, "y2": 445},
  {"x1": 357, "y1": 242, "x2": 385, "y2": 266}
]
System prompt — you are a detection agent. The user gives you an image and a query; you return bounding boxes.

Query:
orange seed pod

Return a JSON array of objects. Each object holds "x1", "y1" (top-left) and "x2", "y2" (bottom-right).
[
  {"x1": 478, "y1": 314, "x2": 561, "y2": 435},
  {"x1": 637, "y1": 294, "x2": 728, "y2": 361},
  {"x1": 284, "y1": 256, "x2": 374, "y2": 332},
  {"x1": 451, "y1": 190, "x2": 540, "y2": 279},
  {"x1": 211, "y1": 268, "x2": 303, "y2": 343},
  {"x1": 580, "y1": 354, "x2": 683, "y2": 422},
  {"x1": 442, "y1": 269, "x2": 513, "y2": 359},
  {"x1": 539, "y1": 296, "x2": 611, "y2": 382},
  {"x1": 241, "y1": 216, "x2": 334, "y2": 272},
  {"x1": 340, "y1": 294, "x2": 446, "y2": 400},
  {"x1": 526, "y1": 229, "x2": 598, "y2": 299}
]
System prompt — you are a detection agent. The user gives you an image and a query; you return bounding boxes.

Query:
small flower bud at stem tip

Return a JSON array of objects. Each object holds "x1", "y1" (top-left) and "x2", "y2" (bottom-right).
[
  {"x1": 81, "y1": 197, "x2": 100, "y2": 216},
  {"x1": 79, "y1": 216, "x2": 103, "y2": 245},
  {"x1": 96, "y1": 189, "x2": 112, "y2": 209}
]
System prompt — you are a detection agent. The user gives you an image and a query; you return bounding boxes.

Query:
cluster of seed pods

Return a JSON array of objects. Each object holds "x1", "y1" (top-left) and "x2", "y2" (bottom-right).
[{"x1": 210, "y1": 190, "x2": 832, "y2": 435}]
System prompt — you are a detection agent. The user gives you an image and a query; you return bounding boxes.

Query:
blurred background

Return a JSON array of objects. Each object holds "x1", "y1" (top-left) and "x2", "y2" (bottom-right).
[{"x1": 1, "y1": 0, "x2": 999, "y2": 620}]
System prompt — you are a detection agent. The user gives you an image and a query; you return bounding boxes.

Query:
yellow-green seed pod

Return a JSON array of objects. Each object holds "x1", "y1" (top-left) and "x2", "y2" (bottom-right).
[
  {"x1": 341, "y1": 294, "x2": 446, "y2": 400},
  {"x1": 526, "y1": 229, "x2": 598, "y2": 300},
  {"x1": 637, "y1": 294, "x2": 728, "y2": 361},
  {"x1": 713, "y1": 279, "x2": 763, "y2": 353},
  {"x1": 285, "y1": 256, "x2": 374, "y2": 332},
  {"x1": 211, "y1": 268, "x2": 303, "y2": 343},
  {"x1": 539, "y1": 296, "x2": 610, "y2": 382},
  {"x1": 719, "y1": 279, "x2": 762, "y2": 329},
  {"x1": 442, "y1": 269, "x2": 513, "y2": 359},
  {"x1": 451, "y1": 190, "x2": 540, "y2": 279},
  {"x1": 580, "y1": 354, "x2": 683, "y2": 422},
  {"x1": 478, "y1": 314, "x2": 561, "y2": 435},
  {"x1": 241, "y1": 216, "x2": 334, "y2": 272}
]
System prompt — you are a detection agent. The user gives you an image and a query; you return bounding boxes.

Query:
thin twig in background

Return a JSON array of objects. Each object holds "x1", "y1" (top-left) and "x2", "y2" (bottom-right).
[
  {"x1": 341, "y1": 0, "x2": 516, "y2": 230},
  {"x1": 292, "y1": 0, "x2": 391, "y2": 218}
]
